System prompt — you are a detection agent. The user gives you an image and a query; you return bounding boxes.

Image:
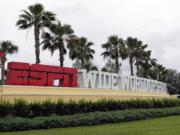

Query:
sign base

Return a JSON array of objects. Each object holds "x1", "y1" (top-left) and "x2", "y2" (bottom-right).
[{"x1": 0, "y1": 85, "x2": 171, "y2": 102}]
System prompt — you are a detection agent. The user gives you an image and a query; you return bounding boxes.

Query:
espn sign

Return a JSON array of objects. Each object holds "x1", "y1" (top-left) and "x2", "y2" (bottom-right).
[{"x1": 5, "y1": 62, "x2": 78, "y2": 87}]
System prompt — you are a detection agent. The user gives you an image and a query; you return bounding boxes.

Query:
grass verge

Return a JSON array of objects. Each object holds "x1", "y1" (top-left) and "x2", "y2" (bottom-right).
[{"x1": 1, "y1": 115, "x2": 180, "y2": 135}]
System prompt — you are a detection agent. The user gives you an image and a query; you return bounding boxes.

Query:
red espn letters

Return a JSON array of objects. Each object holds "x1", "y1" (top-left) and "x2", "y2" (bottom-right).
[{"x1": 5, "y1": 62, "x2": 78, "y2": 87}]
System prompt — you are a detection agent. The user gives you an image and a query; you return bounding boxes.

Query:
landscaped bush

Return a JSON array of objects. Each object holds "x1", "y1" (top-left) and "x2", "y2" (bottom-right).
[
  {"x1": 13, "y1": 99, "x2": 29, "y2": 117},
  {"x1": 1, "y1": 107, "x2": 180, "y2": 131},
  {"x1": 0, "y1": 98, "x2": 180, "y2": 118},
  {"x1": 0, "y1": 100, "x2": 12, "y2": 117}
]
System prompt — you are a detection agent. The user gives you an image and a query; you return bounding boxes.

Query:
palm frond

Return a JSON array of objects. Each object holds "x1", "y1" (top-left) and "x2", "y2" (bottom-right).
[
  {"x1": 28, "y1": 3, "x2": 44, "y2": 15},
  {"x1": 19, "y1": 14, "x2": 32, "y2": 21},
  {"x1": 44, "y1": 11, "x2": 56, "y2": 21},
  {"x1": 0, "y1": 41, "x2": 18, "y2": 54}
]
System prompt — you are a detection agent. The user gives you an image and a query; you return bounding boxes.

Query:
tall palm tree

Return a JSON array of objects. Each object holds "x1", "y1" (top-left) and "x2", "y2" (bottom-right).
[
  {"x1": 0, "y1": 41, "x2": 18, "y2": 84},
  {"x1": 42, "y1": 21, "x2": 74, "y2": 67},
  {"x1": 125, "y1": 37, "x2": 139, "y2": 76},
  {"x1": 16, "y1": 3, "x2": 56, "y2": 64},
  {"x1": 101, "y1": 35, "x2": 127, "y2": 73},
  {"x1": 68, "y1": 36, "x2": 95, "y2": 69},
  {"x1": 139, "y1": 50, "x2": 157, "y2": 78},
  {"x1": 134, "y1": 41, "x2": 148, "y2": 76},
  {"x1": 149, "y1": 64, "x2": 167, "y2": 81}
]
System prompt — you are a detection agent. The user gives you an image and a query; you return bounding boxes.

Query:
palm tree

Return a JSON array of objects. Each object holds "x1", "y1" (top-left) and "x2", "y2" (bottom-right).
[
  {"x1": 125, "y1": 37, "x2": 139, "y2": 76},
  {"x1": 16, "y1": 3, "x2": 56, "y2": 64},
  {"x1": 134, "y1": 41, "x2": 148, "y2": 76},
  {"x1": 0, "y1": 41, "x2": 18, "y2": 84},
  {"x1": 149, "y1": 64, "x2": 167, "y2": 81},
  {"x1": 101, "y1": 35, "x2": 127, "y2": 73},
  {"x1": 139, "y1": 50, "x2": 157, "y2": 78},
  {"x1": 42, "y1": 21, "x2": 74, "y2": 67},
  {"x1": 68, "y1": 36, "x2": 95, "y2": 69}
]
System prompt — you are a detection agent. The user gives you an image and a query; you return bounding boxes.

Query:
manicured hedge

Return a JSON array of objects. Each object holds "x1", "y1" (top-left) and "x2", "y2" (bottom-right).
[
  {"x1": 0, "y1": 98, "x2": 180, "y2": 118},
  {"x1": 1, "y1": 107, "x2": 180, "y2": 131}
]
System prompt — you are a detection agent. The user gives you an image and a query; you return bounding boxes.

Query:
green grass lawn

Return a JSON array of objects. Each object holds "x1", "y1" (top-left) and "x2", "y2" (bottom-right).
[{"x1": 1, "y1": 115, "x2": 180, "y2": 135}]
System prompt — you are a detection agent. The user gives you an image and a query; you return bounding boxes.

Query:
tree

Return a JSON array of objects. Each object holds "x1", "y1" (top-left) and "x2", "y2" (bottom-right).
[
  {"x1": 165, "y1": 69, "x2": 178, "y2": 86},
  {"x1": 42, "y1": 21, "x2": 74, "y2": 67},
  {"x1": 149, "y1": 64, "x2": 167, "y2": 81},
  {"x1": 101, "y1": 35, "x2": 127, "y2": 73},
  {"x1": 125, "y1": 37, "x2": 140, "y2": 76},
  {"x1": 138, "y1": 50, "x2": 157, "y2": 78},
  {"x1": 0, "y1": 41, "x2": 18, "y2": 84},
  {"x1": 134, "y1": 41, "x2": 148, "y2": 76},
  {"x1": 16, "y1": 3, "x2": 55, "y2": 64},
  {"x1": 163, "y1": 69, "x2": 179, "y2": 94},
  {"x1": 68, "y1": 36, "x2": 95, "y2": 69}
]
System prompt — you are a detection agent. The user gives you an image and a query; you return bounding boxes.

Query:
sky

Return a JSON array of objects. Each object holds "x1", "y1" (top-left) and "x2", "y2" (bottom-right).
[{"x1": 0, "y1": 0, "x2": 180, "y2": 74}]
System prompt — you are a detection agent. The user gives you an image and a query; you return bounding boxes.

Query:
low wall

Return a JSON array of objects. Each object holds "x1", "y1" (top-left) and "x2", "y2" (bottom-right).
[
  {"x1": 78, "y1": 70, "x2": 167, "y2": 93},
  {"x1": 0, "y1": 85, "x2": 170, "y2": 102}
]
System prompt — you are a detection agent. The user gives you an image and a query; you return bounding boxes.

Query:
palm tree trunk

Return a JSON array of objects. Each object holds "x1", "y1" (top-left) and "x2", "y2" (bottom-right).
[
  {"x1": 144, "y1": 65, "x2": 148, "y2": 78},
  {"x1": 136, "y1": 57, "x2": 139, "y2": 76},
  {"x1": 1, "y1": 58, "x2": 5, "y2": 85},
  {"x1": 59, "y1": 40, "x2": 64, "y2": 67},
  {"x1": 34, "y1": 23, "x2": 40, "y2": 64},
  {"x1": 81, "y1": 58, "x2": 84, "y2": 69},
  {"x1": 145, "y1": 69, "x2": 148, "y2": 78},
  {"x1": 129, "y1": 57, "x2": 134, "y2": 76},
  {"x1": 115, "y1": 57, "x2": 119, "y2": 73}
]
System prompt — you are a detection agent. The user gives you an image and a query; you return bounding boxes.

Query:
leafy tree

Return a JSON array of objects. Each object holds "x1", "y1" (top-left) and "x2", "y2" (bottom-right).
[
  {"x1": 42, "y1": 21, "x2": 74, "y2": 67},
  {"x1": 165, "y1": 69, "x2": 178, "y2": 86},
  {"x1": 101, "y1": 35, "x2": 127, "y2": 73},
  {"x1": 163, "y1": 69, "x2": 180, "y2": 94},
  {"x1": 68, "y1": 36, "x2": 95, "y2": 69},
  {"x1": 0, "y1": 41, "x2": 18, "y2": 84},
  {"x1": 16, "y1": 3, "x2": 56, "y2": 64}
]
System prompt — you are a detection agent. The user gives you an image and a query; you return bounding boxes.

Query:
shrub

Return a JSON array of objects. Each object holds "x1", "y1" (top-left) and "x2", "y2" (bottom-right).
[
  {"x1": 0, "y1": 98, "x2": 180, "y2": 118},
  {"x1": 13, "y1": 99, "x2": 29, "y2": 117},
  {"x1": 1, "y1": 107, "x2": 180, "y2": 131},
  {"x1": 41, "y1": 100, "x2": 55, "y2": 116},
  {"x1": 0, "y1": 100, "x2": 12, "y2": 117},
  {"x1": 29, "y1": 102, "x2": 42, "y2": 117}
]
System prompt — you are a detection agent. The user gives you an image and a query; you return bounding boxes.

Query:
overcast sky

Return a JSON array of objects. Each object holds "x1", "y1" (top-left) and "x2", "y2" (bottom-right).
[{"x1": 0, "y1": 0, "x2": 180, "y2": 74}]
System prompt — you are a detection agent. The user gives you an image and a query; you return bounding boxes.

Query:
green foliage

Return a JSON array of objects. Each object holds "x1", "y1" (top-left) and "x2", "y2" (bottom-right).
[
  {"x1": 0, "y1": 40, "x2": 18, "y2": 84},
  {"x1": 1, "y1": 107, "x2": 180, "y2": 131},
  {"x1": 13, "y1": 99, "x2": 29, "y2": 117},
  {"x1": 101, "y1": 35, "x2": 126, "y2": 73},
  {"x1": 16, "y1": 3, "x2": 56, "y2": 64},
  {"x1": 41, "y1": 100, "x2": 55, "y2": 116},
  {"x1": 165, "y1": 69, "x2": 180, "y2": 94},
  {"x1": 0, "y1": 98, "x2": 180, "y2": 118},
  {"x1": 2, "y1": 116, "x2": 180, "y2": 135},
  {"x1": 42, "y1": 21, "x2": 74, "y2": 67},
  {"x1": 68, "y1": 36, "x2": 95, "y2": 69},
  {"x1": 0, "y1": 100, "x2": 12, "y2": 117}
]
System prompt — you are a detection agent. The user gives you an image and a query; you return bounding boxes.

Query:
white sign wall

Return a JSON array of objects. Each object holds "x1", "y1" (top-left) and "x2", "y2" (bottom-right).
[{"x1": 78, "y1": 69, "x2": 167, "y2": 93}]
